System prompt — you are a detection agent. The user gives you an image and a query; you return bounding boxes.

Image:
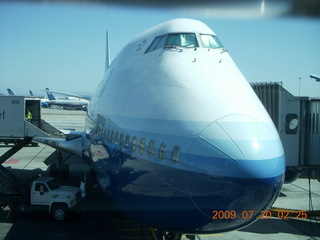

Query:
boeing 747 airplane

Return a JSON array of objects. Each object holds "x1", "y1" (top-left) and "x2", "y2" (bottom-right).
[{"x1": 35, "y1": 19, "x2": 285, "y2": 240}]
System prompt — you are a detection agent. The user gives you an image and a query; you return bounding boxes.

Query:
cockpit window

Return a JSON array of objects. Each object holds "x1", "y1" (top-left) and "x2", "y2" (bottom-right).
[
  {"x1": 146, "y1": 33, "x2": 224, "y2": 54},
  {"x1": 145, "y1": 33, "x2": 200, "y2": 54},
  {"x1": 200, "y1": 34, "x2": 223, "y2": 49},
  {"x1": 166, "y1": 33, "x2": 199, "y2": 48},
  {"x1": 145, "y1": 35, "x2": 166, "y2": 53}
]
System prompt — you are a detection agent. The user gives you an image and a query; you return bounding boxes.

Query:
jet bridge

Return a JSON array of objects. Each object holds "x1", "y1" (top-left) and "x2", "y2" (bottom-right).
[
  {"x1": 0, "y1": 96, "x2": 49, "y2": 195},
  {"x1": 0, "y1": 96, "x2": 48, "y2": 139},
  {"x1": 250, "y1": 82, "x2": 320, "y2": 182}
]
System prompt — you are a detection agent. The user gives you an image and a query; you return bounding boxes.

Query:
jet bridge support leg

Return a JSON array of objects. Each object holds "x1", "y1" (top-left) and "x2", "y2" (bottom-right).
[
  {"x1": 0, "y1": 137, "x2": 32, "y2": 197},
  {"x1": 0, "y1": 137, "x2": 32, "y2": 165},
  {"x1": 48, "y1": 150, "x2": 71, "y2": 180}
]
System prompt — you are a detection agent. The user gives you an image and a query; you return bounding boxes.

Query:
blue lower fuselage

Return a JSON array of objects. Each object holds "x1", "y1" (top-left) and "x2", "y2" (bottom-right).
[
  {"x1": 90, "y1": 144, "x2": 283, "y2": 233},
  {"x1": 87, "y1": 114, "x2": 284, "y2": 233}
]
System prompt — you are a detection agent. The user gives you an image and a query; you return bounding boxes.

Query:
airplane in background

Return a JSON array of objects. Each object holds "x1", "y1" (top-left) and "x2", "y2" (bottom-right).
[
  {"x1": 310, "y1": 74, "x2": 320, "y2": 82},
  {"x1": 5, "y1": 88, "x2": 49, "y2": 108},
  {"x1": 34, "y1": 19, "x2": 285, "y2": 239},
  {"x1": 44, "y1": 88, "x2": 89, "y2": 110},
  {"x1": 29, "y1": 90, "x2": 36, "y2": 96},
  {"x1": 7, "y1": 88, "x2": 15, "y2": 96},
  {"x1": 41, "y1": 89, "x2": 91, "y2": 101}
]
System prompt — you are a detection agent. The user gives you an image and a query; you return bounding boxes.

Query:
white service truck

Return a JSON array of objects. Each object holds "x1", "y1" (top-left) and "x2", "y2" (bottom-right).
[{"x1": 0, "y1": 177, "x2": 82, "y2": 221}]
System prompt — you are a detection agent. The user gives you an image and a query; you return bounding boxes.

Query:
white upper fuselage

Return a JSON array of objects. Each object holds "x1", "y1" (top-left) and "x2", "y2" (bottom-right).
[{"x1": 88, "y1": 19, "x2": 283, "y2": 176}]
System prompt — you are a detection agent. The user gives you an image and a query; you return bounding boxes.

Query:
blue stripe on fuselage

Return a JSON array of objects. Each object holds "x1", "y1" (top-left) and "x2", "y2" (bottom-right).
[
  {"x1": 92, "y1": 130, "x2": 284, "y2": 180},
  {"x1": 186, "y1": 154, "x2": 285, "y2": 179}
]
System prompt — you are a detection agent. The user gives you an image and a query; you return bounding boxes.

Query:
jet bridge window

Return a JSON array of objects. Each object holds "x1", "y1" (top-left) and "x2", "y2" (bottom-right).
[
  {"x1": 166, "y1": 33, "x2": 199, "y2": 48},
  {"x1": 286, "y1": 114, "x2": 299, "y2": 134},
  {"x1": 200, "y1": 34, "x2": 223, "y2": 49}
]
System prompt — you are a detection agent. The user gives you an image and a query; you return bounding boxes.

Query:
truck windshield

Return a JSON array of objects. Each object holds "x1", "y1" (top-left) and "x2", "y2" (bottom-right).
[
  {"x1": 200, "y1": 34, "x2": 223, "y2": 49},
  {"x1": 47, "y1": 179, "x2": 61, "y2": 190}
]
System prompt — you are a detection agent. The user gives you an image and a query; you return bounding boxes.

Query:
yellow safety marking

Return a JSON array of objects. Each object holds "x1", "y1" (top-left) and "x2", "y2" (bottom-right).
[
  {"x1": 117, "y1": 229, "x2": 145, "y2": 231},
  {"x1": 121, "y1": 238, "x2": 154, "y2": 239},
  {"x1": 6, "y1": 209, "x2": 12, "y2": 220},
  {"x1": 149, "y1": 228, "x2": 158, "y2": 240},
  {"x1": 181, "y1": 234, "x2": 223, "y2": 238},
  {"x1": 270, "y1": 207, "x2": 320, "y2": 219},
  {"x1": 116, "y1": 220, "x2": 137, "y2": 223}
]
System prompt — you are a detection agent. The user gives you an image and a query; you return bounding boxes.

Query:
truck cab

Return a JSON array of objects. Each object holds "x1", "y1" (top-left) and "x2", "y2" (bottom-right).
[{"x1": 30, "y1": 177, "x2": 82, "y2": 220}]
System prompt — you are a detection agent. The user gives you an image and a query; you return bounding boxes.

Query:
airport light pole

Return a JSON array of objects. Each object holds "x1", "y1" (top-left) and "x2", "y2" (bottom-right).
[{"x1": 299, "y1": 77, "x2": 301, "y2": 96}]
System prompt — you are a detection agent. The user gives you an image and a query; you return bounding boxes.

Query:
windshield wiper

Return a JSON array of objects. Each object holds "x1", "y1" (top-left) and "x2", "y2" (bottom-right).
[
  {"x1": 163, "y1": 46, "x2": 183, "y2": 52},
  {"x1": 220, "y1": 48, "x2": 228, "y2": 54}
]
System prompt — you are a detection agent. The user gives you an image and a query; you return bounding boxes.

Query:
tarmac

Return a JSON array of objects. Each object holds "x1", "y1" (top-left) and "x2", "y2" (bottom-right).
[{"x1": 0, "y1": 108, "x2": 319, "y2": 240}]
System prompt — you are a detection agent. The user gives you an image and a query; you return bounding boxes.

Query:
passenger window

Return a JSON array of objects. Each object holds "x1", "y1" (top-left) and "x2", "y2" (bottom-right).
[
  {"x1": 172, "y1": 146, "x2": 181, "y2": 163},
  {"x1": 148, "y1": 140, "x2": 155, "y2": 157},
  {"x1": 200, "y1": 34, "x2": 223, "y2": 49},
  {"x1": 139, "y1": 138, "x2": 146, "y2": 154},
  {"x1": 125, "y1": 135, "x2": 130, "y2": 149},
  {"x1": 132, "y1": 137, "x2": 137, "y2": 152},
  {"x1": 166, "y1": 33, "x2": 199, "y2": 48},
  {"x1": 103, "y1": 128, "x2": 106, "y2": 139},
  {"x1": 111, "y1": 131, "x2": 114, "y2": 141},
  {"x1": 115, "y1": 132, "x2": 119, "y2": 144},
  {"x1": 107, "y1": 129, "x2": 110, "y2": 141},
  {"x1": 159, "y1": 143, "x2": 166, "y2": 160},
  {"x1": 120, "y1": 133, "x2": 124, "y2": 147}
]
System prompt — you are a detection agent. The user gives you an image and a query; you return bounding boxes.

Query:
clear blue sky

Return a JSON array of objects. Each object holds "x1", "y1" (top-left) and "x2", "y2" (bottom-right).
[{"x1": 0, "y1": 2, "x2": 319, "y2": 97}]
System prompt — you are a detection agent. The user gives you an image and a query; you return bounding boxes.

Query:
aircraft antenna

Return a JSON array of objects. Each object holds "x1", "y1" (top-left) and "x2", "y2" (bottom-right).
[{"x1": 105, "y1": 31, "x2": 110, "y2": 72}]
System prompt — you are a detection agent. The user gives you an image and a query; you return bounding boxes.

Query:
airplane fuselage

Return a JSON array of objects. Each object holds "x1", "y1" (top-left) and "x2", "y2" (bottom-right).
[{"x1": 85, "y1": 19, "x2": 285, "y2": 234}]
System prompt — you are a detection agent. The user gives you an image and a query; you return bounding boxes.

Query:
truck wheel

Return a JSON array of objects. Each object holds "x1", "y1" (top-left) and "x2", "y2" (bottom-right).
[{"x1": 52, "y1": 205, "x2": 67, "y2": 221}]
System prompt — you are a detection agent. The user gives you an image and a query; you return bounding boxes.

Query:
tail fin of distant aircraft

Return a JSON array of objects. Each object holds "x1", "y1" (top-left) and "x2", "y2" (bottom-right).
[
  {"x1": 105, "y1": 31, "x2": 110, "y2": 72},
  {"x1": 45, "y1": 88, "x2": 57, "y2": 100},
  {"x1": 7, "y1": 89, "x2": 15, "y2": 96},
  {"x1": 29, "y1": 90, "x2": 34, "y2": 96}
]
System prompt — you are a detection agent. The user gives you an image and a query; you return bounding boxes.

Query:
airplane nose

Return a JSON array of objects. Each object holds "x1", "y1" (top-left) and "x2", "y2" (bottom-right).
[{"x1": 185, "y1": 115, "x2": 285, "y2": 232}]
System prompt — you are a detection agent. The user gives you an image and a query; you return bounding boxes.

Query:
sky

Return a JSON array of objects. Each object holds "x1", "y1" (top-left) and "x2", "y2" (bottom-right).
[{"x1": 0, "y1": 2, "x2": 319, "y2": 98}]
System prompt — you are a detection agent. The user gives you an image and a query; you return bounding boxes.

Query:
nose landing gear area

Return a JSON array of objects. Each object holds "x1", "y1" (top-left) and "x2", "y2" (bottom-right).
[{"x1": 1, "y1": 144, "x2": 319, "y2": 239}]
